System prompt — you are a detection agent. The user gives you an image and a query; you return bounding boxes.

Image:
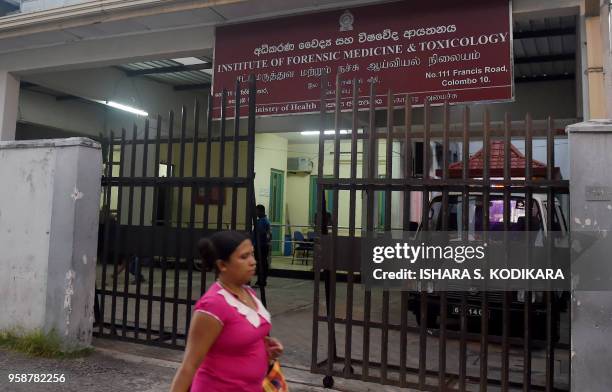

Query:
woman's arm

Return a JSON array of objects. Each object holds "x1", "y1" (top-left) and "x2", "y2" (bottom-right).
[
  {"x1": 265, "y1": 336, "x2": 284, "y2": 360},
  {"x1": 170, "y1": 312, "x2": 223, "y2": 392}
]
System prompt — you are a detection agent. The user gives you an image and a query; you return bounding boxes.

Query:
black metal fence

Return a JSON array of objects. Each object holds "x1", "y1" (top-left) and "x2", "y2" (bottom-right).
[
  {"x1": 311, "y1": 75, "x2": 570, "y2": 391},
  {"x1": 95, "y1": 76, "x2": 257, "y2": 348}
]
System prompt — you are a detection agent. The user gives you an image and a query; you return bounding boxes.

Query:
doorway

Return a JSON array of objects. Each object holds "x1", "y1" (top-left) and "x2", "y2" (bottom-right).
[{"x1": 269, "y1": 169, "x2": 284, "y2": 255}]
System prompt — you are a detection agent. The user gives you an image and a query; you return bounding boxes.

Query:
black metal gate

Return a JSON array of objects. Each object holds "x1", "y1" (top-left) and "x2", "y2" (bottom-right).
[
  {"x1": 95, "y1": 77, "x2": 257, "y2": 348},
  {"x1": 311, "y1": 75, "x2": 570, "y2": 391}
]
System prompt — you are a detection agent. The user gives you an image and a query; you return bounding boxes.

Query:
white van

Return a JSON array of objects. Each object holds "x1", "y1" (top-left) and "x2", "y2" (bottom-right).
[{"x1": 408, "y1": 192, "x2": 569, "y2": 341}]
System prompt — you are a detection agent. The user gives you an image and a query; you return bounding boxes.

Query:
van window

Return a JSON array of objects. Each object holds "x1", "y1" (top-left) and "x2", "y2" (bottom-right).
[
  {"x1": 427, "y1": 195, "x2": 544, "y2": 234},
  {"x1": 542, "y1": 201, "x2": 567, "y2": 232}
]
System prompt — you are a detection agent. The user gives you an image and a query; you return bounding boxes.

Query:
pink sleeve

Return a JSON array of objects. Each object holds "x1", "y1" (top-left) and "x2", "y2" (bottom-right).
[{"x1": 194, "y1": 295, "x2": 228, "y2": 326}]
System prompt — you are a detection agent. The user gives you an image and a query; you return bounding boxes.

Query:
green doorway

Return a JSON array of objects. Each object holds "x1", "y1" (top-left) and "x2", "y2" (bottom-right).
[
  {"x1": 309, "y1": 175, "x2": 335, "y2": 225},
  {"x1": 269, "y1": 169, "x2": 284, "y2": 255}
]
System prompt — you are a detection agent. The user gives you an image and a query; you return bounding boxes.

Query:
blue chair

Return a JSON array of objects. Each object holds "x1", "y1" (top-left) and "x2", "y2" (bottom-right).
[{"x1": 292, "y1": 231, "x2": 314, "y2": 264}]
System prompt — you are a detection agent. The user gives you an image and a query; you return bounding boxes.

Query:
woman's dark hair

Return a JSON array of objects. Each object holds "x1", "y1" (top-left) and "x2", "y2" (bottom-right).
[{"x1": 197, "y1": 231, "x2": 250, "y2": 272}]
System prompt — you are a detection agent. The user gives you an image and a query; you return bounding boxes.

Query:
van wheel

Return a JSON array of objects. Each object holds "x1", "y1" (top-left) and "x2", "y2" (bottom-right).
[{"x1": 323, "y1": 376, "x2": 334, "y2": 388}]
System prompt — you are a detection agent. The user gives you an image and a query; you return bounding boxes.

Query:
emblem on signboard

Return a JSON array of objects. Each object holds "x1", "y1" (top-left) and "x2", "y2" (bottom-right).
[{"x1": 339, "y1": 10, "x2": 354, "y2": 31}]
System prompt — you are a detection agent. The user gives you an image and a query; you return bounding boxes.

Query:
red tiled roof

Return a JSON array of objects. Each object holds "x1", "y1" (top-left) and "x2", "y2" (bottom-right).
[{"x1": 436, "y1": 141, "x2": 557, "y2": 178}]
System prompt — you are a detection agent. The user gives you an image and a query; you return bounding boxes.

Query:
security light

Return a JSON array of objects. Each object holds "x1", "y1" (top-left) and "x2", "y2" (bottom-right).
[
  {"x1": 300, "y1": 129, "x2": 362, "y2": 136},
  {"x1": 103, "y1": 101, "x2": 149, "y2": 117}
]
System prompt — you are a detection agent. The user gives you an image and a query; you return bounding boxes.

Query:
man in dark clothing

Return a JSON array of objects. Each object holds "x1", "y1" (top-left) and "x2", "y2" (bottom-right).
[
  {"x1": 98, "y1": 208, "x2": 145, "y2": 284},
  {"x1": 253, "y1": 204, "x2": 271, "y2": 287}
]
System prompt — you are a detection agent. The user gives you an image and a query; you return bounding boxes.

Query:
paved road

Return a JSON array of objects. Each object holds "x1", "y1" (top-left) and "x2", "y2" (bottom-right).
[
  {"x1": 0, "y1": 346, "x2": 412, "y2": 392},
  {"x1": 0, "y1": 349, "x2": 174, "y2": 392}
]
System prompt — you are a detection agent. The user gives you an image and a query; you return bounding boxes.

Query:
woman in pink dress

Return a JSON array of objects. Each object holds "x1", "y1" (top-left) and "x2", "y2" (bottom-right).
[{"x1": 170, "y1": 231, "x2": 284, "y2": 392}]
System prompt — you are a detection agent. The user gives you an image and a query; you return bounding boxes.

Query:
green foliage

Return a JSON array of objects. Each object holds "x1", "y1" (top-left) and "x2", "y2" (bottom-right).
[{"x1": 0, "y1": 330, "x2": 93, "y2": 358}]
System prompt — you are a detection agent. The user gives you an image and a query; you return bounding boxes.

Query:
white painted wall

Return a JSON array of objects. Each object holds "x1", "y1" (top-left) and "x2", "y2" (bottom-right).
[
  {"x1": 602, "y1": 2, "x2": 612, "y2": 118},
  {"x1": 285, "y1": 138, "x2": 406, "y2": 235},
  {"x1": 0, "y1": 71, "x2": 20, "y2": 141},
  {"x1": 254, "y1": 133, "x2": 288, "y2": 214},
  {"x1": 20, "y1": 66, "x2": 208, "y2": 140},
  {"x1": 18, "y1": 89, "x2": 107, "y2": 138},
  {"x1": 0, "y1": 138, "x2": 101, "y2": 349}
]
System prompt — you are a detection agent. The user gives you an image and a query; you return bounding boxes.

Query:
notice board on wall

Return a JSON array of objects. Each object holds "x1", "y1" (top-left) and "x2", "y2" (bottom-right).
[{"x1": 212, "y1": 0, "x2": 513, "y2": 119}]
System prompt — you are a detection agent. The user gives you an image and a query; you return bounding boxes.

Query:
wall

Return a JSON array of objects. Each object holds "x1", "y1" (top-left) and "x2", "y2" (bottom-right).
[
  {"x1": 586, "y1": 14, "x2": 607, "y2": 118},
  {"x1": 19, "y1": 66, "x2": 208, "y2": 140},
  {"x1": 0, "y1": 138, "x2": 101, "y2": 349},
  {"x1": 604, "y1": 2, "x2": 612, "y2": 118},
  {"x1": 254, "y1": 133, "x2": 288, "y2": 214},
  {"x1": 567, "y1": 120, "x2": 612, "y2": 392},
  {"x1": 18, "y1": 89, "x2": 107, "y2": 138},
  {"x1": 286, "y1": 138, "x2": 405, "y2": 235},
  {"x1": 286, "y1": 142, "x2": 321, "y2": 232}
]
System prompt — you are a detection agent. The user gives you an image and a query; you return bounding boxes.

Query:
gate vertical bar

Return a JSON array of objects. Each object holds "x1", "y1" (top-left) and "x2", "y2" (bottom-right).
[
  {"x1": 231, "y1": 81, "x2": 240, "y2": 230},
  {"x1": 419, "y1": 100, "x2": 431, "y2": 390},
  {"x1": 545, "y1": 116, "x2": 555, "y2": 392},
  {"x1": 185, "y1": 100, "x2": 201, "y2": 335},
  {"x1": 439, "y1": 101, "x2": 450, "y2": 392},
  {"x1": 380, "y1": 89, "x2": 393, "y2": 384},
  {"x1": 99, "y1": 131, "x2": 114, "y2": 335},
  {"x1": 523, "y1": 113, "x2": 533, "y2": 392},
  {"x1": 246, "y1": 75, "x2": 257, "y2": 238},
  {"x1": 480, "y1": 108, "x2": 490, "y2": 392},
  {"x1": 502, "y1": 112, "x2": 511, "y2": 391},
  {"x1": 171, "y1": 107, "x2": 187, "y2": 345},
  {"x1": 311, "y1": 73, "x2": 326, "y2": 373},
  {"x1": 362, "y1": 79, "x2": 376, "y2": 381},
  {"x1": 326, "y1": 73, "x2": 341, "y2": 380},
  {"x1": 110, "y1": 129, "x2": 126, "y2": 333},
  {"x1": 343, "y1": 77, "x2": 358, "y2": 378},
  {"x1": 159, "y1": 111, "x2": 174, "y2": 342},
  {"x1": 122, "y1": 125, "x2": 138, "y2": 338},
  {"x1": 202, "y1": 95, "x2": 213, "y2": 295},
  {"x1": 217, "y1": 89, "x2": 228, "y2": 231},
  {"x1": 146, "y1": 115, "x2": 162, "y2": 341},
  {"x1": 134, "y1": 120, "x2": 150, "y2": 340},
  {"x1": 459, "y1": 106, "x2": 470, "y2": 392},
  {"x1": 248, "y1": 76, "x2": 260, "y2": 303},
  {"x1": 399, "y1": 95, "x2": 412, "y2": 388}
]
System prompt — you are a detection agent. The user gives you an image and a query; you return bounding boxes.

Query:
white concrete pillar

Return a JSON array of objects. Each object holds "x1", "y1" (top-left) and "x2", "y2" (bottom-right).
[
  {"x1": 0, "y1": 138, "x2": 101, "y2": 349},
  {"x1": 566, "y1": 120, "x2": 612, "y2": 391},
  {"x1": 601, "y1": 2, "x2": 612, "y2": 117},
  {"x1": 0, "y1": 71, "x2": 20, "y2": 141}
]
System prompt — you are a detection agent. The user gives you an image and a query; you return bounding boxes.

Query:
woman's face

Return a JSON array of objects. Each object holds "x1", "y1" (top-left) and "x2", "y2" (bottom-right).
[{"x1": 218, "y1": 239, "x2": 256, "y2": 284}]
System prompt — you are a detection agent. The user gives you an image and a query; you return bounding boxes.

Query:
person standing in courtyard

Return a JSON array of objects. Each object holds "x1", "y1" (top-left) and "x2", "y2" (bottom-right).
[
  {"x1": 170, "y1": 231, "x2": 284, "y2": 392},
  {"x1": 253, "y1": 204, "x2": 272, "y2": 288}
]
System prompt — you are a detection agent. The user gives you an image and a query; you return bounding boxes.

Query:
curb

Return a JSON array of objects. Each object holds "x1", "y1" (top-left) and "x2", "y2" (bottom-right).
[{"x1": 94, "y1": 346, "x2": 180, "y2": 369}]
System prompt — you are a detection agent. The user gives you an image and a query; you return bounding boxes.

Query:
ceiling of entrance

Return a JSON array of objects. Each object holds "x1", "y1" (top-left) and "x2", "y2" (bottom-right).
[
  {"x1": 513, "y1": 15, "x2": 576, "y2": 83},
  {"x1": 116, "y1": 56, "x2": 213, "y2": 91}
]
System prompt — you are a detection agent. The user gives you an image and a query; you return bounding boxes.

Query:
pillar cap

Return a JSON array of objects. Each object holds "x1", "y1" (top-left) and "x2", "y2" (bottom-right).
[
  {"x1": 566, "y1": 120, "x2": 612, "y2": 134},
  {"x1": 0, "y1": 137, "x2": 100, "y2": 150}
]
